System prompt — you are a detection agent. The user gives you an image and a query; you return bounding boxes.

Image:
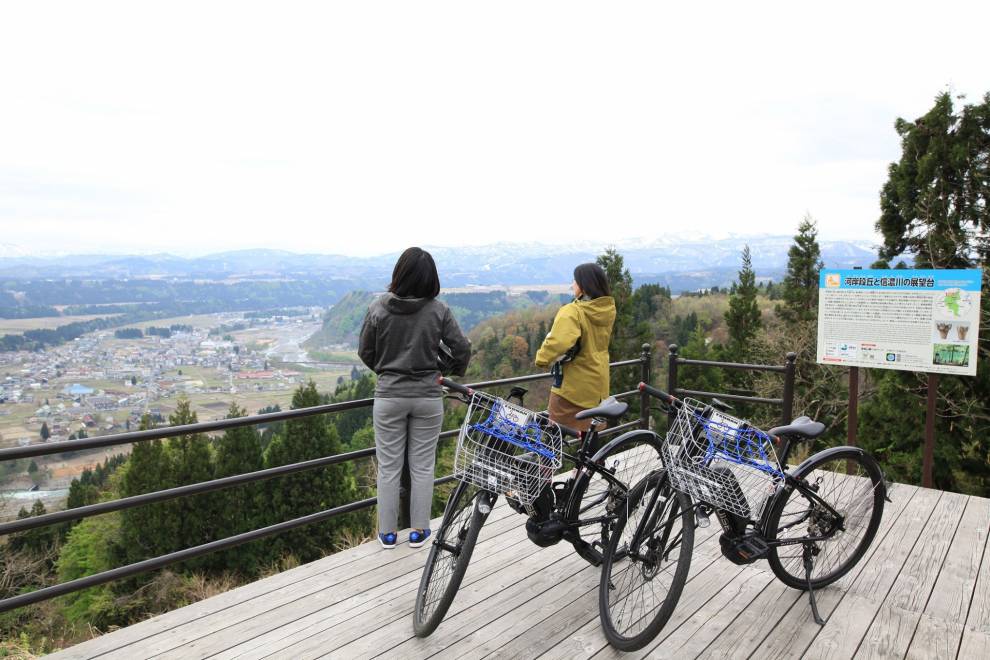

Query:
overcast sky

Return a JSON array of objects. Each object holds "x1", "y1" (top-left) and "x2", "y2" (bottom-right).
[{"x1": 1, "y1": 1, "x2": 987, "y2": 257}]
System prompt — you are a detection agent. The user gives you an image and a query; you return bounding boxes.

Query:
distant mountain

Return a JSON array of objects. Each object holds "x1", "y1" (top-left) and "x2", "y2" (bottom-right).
[{"x1": 0, "y1": 235, "x2": 879, "y2": 293}]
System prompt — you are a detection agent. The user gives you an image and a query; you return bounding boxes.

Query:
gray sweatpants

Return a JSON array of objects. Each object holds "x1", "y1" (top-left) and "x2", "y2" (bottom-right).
[{"x1": 373, "y1": 397, "x2": 444, "y2": 532}]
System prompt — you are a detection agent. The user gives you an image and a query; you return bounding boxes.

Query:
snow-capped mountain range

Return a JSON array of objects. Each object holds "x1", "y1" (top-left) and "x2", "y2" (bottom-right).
[{"x1": 0, "y1": 235, "x2": 879, "y2": 291}]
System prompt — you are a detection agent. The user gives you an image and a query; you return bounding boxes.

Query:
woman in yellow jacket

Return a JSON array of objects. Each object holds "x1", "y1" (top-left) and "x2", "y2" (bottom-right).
[{"x1": 535, "y1": 263, "x2": 616, "y2": 431}]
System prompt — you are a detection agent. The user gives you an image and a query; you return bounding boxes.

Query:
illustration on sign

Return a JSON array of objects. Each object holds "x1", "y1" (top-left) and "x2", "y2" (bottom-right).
[{"x1": 816, "y1": 269, "x2": 982, "y2": 376}]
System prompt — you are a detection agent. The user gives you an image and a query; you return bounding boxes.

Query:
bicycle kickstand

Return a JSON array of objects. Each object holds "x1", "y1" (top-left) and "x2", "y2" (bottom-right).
[{"x1": 803, "y1": 544, "x2": 826, "y2": 625}]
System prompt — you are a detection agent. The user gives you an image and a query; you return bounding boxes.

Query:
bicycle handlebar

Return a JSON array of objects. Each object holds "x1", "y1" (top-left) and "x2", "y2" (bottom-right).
[
  {"x1": 637, "y1": 382, "x2": 676, "y2": 405},
  {"x1": 439, "y1": 377, "x2": 582, "y2": 439},
  {"x1": 439, "y1": 377, "x2": 473, "y2": 397}
]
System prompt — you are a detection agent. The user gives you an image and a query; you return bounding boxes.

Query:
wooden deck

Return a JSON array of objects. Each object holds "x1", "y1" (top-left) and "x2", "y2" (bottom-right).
[{"x1": 50, "y1": 481, "x2": 990, "y2": 659}]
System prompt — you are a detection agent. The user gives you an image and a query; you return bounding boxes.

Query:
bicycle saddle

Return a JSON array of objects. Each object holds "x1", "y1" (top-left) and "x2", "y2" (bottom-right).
[
  {"x1": 575, "y1": 397, "x2": 628, "y2": 420},
  {"x1": 768, "y1": 416, "x2": 825, "y2": 440}
]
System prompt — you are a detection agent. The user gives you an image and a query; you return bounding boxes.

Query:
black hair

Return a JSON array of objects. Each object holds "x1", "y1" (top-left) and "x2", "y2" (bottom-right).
[
  {"x1": 573, "y1": 263, "x2": 611, "y2": 299},
  {"x1": 388, "y1": 247, "x2": 441, "y2": 298}
]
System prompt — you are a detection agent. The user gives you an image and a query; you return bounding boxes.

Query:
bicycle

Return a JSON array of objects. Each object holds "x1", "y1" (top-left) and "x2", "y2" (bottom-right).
[
  {"x1": 412, "y1": 378, "x2": 686, "y2": 647},
  {"x1": 605, "y1": 382, "x2": 890, "y2": 650}
]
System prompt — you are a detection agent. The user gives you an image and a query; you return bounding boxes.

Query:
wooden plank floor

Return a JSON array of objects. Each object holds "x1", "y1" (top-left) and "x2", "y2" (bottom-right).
[{"x1": 49, "y1": 481, "x2": 990, "y2": 659}]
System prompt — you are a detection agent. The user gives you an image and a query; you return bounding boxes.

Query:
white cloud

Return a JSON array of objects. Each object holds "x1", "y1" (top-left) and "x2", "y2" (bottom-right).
[{"x1": 0, "y1": 0, "x2": 987, "y2": 256}]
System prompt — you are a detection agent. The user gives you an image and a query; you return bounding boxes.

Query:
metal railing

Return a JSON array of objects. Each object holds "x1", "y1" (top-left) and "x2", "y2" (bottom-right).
[
  {"x1": 0, "y1": 345, "x2": 654, "y2": 613},
  {"x1": 667, "y1": 344, "x2": 797, "y2": 426}
]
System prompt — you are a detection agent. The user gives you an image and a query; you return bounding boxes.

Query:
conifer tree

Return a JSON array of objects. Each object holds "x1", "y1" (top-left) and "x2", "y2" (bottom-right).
[
  {"x1": 67, "y1": 476, "x2": 100, "y2": 511},
  {"x1": 596, "y1": 248, "x2": 648, "y2": 400},
  {"x1": 163, "y1": 399, "x2": 214, "y2": 564},
  {"x1": 212, "y1": 403, "x2": 266, "y2": 574},
  {"x1": 9, "y1": 499, "x2": 55, "y2": 555},
  {"x1": 778, "y1": 215, "x2": 824, "y2": 323},
  {"x1": 877, "y1": 92, "x2": 990, "y2": 268},
  {"x1": 27, "y1": 460, "x2": 41, "y2": 486},
  {"x1": 596, "y1": 247, "x2": 635, "y2": 359},
  {"x1": 677, "y1": 327, "x2": 725, "y2": 394},
  {"x1": 724, "y1": 245, "x2": 762, "y2": 357},
  {"x1": 330, "y1": 373, "x2": 376, "y2": 443},
  {"x1": 119, "y1": 416, "x2": 173, "y2": 562},
  {"x1": 265, "y1": 381, "x2": 359, "y2": 562},
  {"x1": 861, "y1": 91, "x2": 990, "y2": 494}
]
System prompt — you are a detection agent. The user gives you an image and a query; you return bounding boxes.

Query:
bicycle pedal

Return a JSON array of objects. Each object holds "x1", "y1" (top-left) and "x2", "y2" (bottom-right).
[{"x1": 719, "y1": 532, "x2": 770, "y2": 565}]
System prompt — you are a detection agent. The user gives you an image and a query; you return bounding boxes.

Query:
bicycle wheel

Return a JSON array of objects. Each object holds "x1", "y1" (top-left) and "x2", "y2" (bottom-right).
[
  {"x1": 569, "y1": 430, "x2": 665, "y2": 549},
  {"x1": 765, "y1": 447, "x2": 885, "y2": 589},
  {"x1": 599, "y1": 471, "x2": 693, "y2": 652},
  {"x1": 413, "y1": 481, "x2": 490, "y2": 637}
]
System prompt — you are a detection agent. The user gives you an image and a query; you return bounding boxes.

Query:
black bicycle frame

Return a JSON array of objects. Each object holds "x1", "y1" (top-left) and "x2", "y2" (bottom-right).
[
  {"x1": 562, "y1": 428, "x2": 666, "y2": 528},
  {"x1": 660, "y1": 399, "x2": 846, "y2": 544},
  {"x1": 756, "y1": 469, "x2": 846, "y2": 546},
  {"x1": 560, "y1": 432, "x2": 627, "y2": 527},
  {"x1": 628, "y1": 475, "x2": 667, "y2": 556}
]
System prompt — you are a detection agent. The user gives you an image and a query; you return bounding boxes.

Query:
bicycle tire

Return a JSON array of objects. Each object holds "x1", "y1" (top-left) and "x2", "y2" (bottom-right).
[
  {"x1": 413, "y1": 481, "x2": 490, "y2": 637},
  {"x1": 765, "y1": 447, "x2": 885, "y2": 590},
  {"x1": 568, "y1": 430, "x2": 665, "y2": 550},
  {"x1": 599, "y1": 471, "x2": 693, "y2": 652}
]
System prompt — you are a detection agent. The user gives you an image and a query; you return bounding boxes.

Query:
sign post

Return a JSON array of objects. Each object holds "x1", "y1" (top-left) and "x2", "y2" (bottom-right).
[
  {"x1": 847, "y1": 366, "x2": 858, "y2": 446},
  {"x1": 923, "y1": 373, "x2": 938, "y2": 488},
  {"x1": 817, "y1": 268, "x2": 982, "y2": 487}
]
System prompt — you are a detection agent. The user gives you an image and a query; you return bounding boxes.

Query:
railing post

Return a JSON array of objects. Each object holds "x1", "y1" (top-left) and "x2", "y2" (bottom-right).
[
  {"x1": 639, "y1": 343, "x2": 652, "y2": 430},
  {"x1": 782, "y1": 352, "x2": 796, "y2": 427},
  {"x1": 667, "y1": 344, "x2": 679, "y2": 428},
  {"x1": 667, "y1": 344, "x2": 679, "y2": 395}
]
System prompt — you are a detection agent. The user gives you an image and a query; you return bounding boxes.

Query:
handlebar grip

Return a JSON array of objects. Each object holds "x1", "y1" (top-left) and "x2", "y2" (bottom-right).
[
  {"x1": 556, "y1": 423, "x2": 581, "y2": 439},
  {"x1": 439, "y1": 377, "x2": 473, "y2": 397},
  {"x1": 638, "y1": 381, "x2": 674, "y2": 404}
]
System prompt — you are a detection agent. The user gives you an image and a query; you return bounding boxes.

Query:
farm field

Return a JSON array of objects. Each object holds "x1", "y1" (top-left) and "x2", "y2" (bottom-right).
[{"x1": 0, "y1": 314, "x2": 121, "y2": 335}]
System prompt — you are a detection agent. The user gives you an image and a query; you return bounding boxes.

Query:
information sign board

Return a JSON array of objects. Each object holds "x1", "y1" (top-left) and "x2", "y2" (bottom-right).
[{"x1": 816, "y1": 269, "x2": 982, "y2": 376}]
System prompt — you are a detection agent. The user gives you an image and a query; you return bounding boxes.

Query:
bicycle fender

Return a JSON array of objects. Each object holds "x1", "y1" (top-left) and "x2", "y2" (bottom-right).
[
  {"x1": 789, "y1": 445, "x2": 871, "y2": 478},
  {"x1": 590, "y1": 429, "x2": 664, "y2": 462},
  {"x1": 565, "y1": 429, "x2": 665, "y2": 521},
  {"x1": 759, "y1": 445, "x2": 879, "y2": 536},
  {"x1": 794, "y1": 448, "x2": 893, "y2": 503}
]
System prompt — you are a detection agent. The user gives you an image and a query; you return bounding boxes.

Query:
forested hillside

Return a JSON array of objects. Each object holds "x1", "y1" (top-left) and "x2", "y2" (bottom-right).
[{"x1": 303, "y1": 289, "x2": 571, "y2": 349}]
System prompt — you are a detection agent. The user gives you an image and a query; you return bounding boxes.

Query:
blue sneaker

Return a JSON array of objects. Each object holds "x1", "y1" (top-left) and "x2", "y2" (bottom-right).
[
  {"x1": 378, "y1": 532, "x2": 397, "y2": 549},
  {"x1": 409, "y1": 529, "x2": 431, "y2": 548}
]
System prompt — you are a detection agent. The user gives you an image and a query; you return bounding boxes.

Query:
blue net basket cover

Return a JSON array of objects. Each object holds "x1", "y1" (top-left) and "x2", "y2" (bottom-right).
[
  {"x1": 694, "y1": 413, "x2": 784, "y2": 478},
  {"x1": 468, "y1": 403, "x2": 557, "y2": 461}
]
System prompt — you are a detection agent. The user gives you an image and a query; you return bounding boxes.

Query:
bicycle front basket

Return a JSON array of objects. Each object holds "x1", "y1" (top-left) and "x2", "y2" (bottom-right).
[
  {"x1": 660, "y1": 398, "x2": 783, "y2": 520},
  {"x1": 453, "y1": 391, "x2": 563, "y2": 506}
]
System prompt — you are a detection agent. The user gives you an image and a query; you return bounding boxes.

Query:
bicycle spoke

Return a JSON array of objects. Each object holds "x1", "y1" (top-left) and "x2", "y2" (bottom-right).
[
  {"x1": 603, "y1": 480, "x2": 682, "y2": 640},
  {"x1": 771, "y1": 455, "x2": 881, "y2": 583},
  {"x1": 415, "y1": 487, "x2": 479, "y2": 627},
  {"x1": 577, "y1": 437, "x2": 662, "y2": 548}
]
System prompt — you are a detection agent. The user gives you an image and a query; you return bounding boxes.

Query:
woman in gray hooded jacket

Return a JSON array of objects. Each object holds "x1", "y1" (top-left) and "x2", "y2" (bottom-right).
[{"x1": 359, "y1": 247, "x2": 471, "y2": 549}]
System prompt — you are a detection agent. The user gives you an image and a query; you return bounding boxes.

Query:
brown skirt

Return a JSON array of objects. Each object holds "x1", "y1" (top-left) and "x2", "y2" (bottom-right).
[{"x1": 548, "y1": 392, "x2": 593, "y2": 432}]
